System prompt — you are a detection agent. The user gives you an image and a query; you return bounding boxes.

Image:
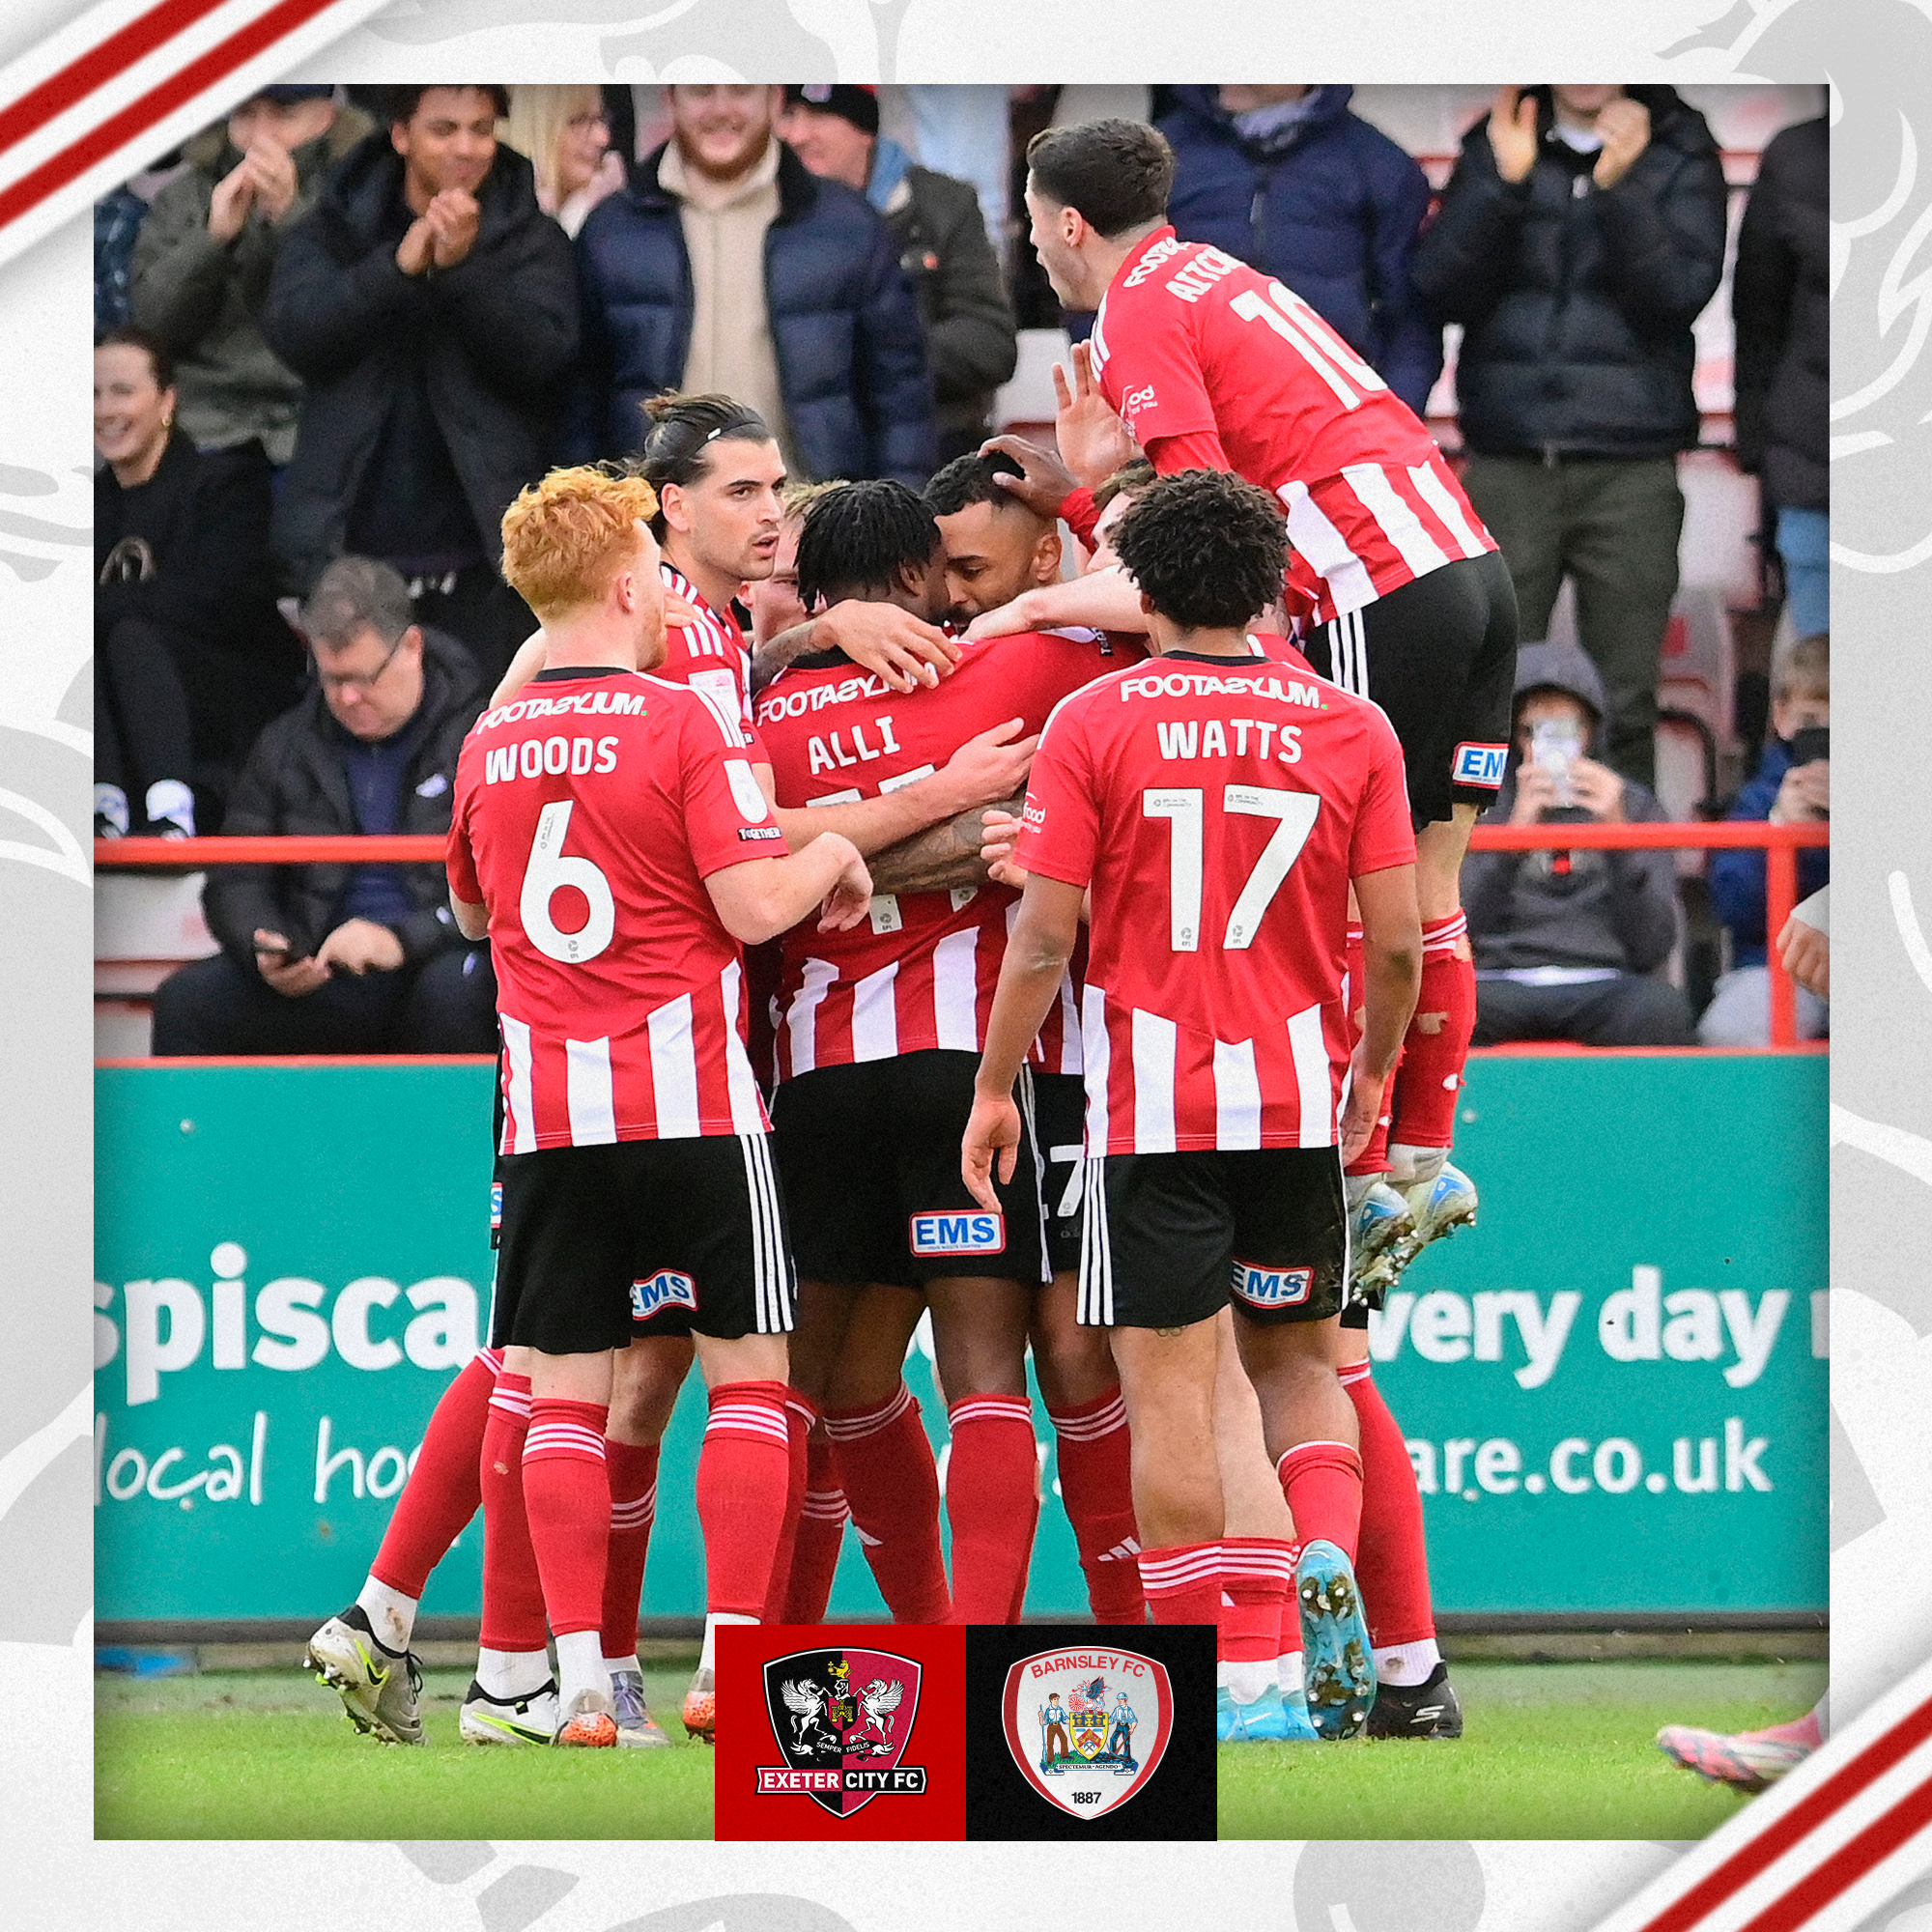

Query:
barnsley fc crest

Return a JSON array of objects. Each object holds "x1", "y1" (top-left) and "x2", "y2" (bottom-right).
[
  {"x1": 1002, "y1": 1647, "x2": 1173, "y2": 1819},
  {"x1": 758, "y1": 1647, "x2": 927, "y2": 1817}
]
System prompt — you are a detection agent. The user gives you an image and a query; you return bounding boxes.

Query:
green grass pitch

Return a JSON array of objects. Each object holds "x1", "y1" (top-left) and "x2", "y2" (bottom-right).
[
  {"x1": 1218, "y1": 1660, "x2": 1828, "y2": 1839},
  {"x1": 97, "y1": 1656, "x2": 1825, "y2": 1840}
]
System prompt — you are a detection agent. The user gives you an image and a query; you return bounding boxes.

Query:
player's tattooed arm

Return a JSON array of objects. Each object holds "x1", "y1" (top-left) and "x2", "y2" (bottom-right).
[
  {"x1": 752, "y1": 600, "x2": 962, "y2": 696},
  {"x1": 866, "y1": 792, "x2": 1026, "y2": 896}
]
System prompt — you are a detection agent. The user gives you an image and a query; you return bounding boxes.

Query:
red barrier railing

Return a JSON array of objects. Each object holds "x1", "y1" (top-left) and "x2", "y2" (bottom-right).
[{"x1": 95, "y1": 820, "x2": 1829, "y2": 1044}]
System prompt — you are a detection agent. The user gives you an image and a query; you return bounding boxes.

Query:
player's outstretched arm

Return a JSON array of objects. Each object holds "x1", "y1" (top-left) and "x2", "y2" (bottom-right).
[
  {"x1": 963, "y1": 567, "x2": 1149, "y2": 643},
  {"x1": 705, "y1": 833, "x2": 872, "y2": 946},
  {"x1": 1345, "y1": 862, "x2": 1422, "y2": 1162},
  {"x1": 963, "y1": 873, "x2": 1085, "y2": 1210},
  {"x1": 867, "y1": 790, "x2": 1027, "y2": 896},
  {"x1": 752, "y1": 599, "x2": 961, "y2": 696}
]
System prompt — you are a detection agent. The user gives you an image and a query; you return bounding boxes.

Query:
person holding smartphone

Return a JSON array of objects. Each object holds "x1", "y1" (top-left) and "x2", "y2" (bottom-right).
[
  {"x1": 1700, "y1": 632, "x2": 1830, "y2": 1045},
  {"x1": 1463, "y1": 639, "x2": 1697, "y2": 1048}
]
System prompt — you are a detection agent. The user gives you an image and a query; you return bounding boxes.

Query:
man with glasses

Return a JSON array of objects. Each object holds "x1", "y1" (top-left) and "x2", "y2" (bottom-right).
[{"x1": 150, "y1": 554, "x2": 498, "y2": 1056}]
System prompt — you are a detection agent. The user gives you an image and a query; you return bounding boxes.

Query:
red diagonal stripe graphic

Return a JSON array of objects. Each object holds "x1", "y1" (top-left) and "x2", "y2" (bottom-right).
[
  {"x1": 0, "y1": 0, "x2": 233, "y2": 156},
  {"x1": 1638, "y1": 1695, "x2": 1932, "y2": 1932},
  {"x1": 1739, "y1": 1768, "x2": 1932, "y2": 1932},
  {"x1": 0, "y1": 0, "x2": 343, "y2": 233}
]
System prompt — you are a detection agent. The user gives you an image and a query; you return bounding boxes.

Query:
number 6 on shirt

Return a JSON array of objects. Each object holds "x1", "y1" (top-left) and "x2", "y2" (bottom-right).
[
  {"x1": 1142, "y1": 784, "x2": 1321, "y2": 952},
  {"x1": 520, "y1": 800, "x2": 615, "y2": 964}
]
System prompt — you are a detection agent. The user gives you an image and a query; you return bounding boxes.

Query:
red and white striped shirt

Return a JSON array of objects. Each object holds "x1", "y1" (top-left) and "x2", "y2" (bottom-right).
[
  {"x1": 753, "y1": 629, "x2": 1117, "y2": 1078},
  {"x1": 1090, "y1": 228, "x2": 1496, "y2": 627},
  {"x1": 448, "y1": 667, "x2": 782, "y2": 1151},
  {"x1": 1015, "y1": 646, "x2": 1415, "y2": 1154},
  {"x1": 659, "y1": 563, "x2": 759, "y2": 753}
]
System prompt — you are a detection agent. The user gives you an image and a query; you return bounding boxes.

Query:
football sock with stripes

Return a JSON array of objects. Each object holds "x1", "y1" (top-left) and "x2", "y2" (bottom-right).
[
  {"x1": 1046, "y1": 1386, "x2": 1147, "y2": 1625},
  {"x1": 696, "y1": 1380, "x2": 792, "y2": 1619},
  {"x1": 1276, "y1": 1440, "x2": 1365, "y2": 1564},
  {"x1": 1339, "y1": 1359, "x2": 1440, "y2": 1674},
  {"x1": 368, "y1": 1345, "x2": 500, "y2": 1615},
  {"x1": 760, "y1": 1394, "x2": 815, "y2": 1623},
  {"x1": 478, "y1": 1370, "x2": 548, "y2": 1656},
  {"x1": 1220, "y1": 1536, "x2": 1294, "y2": 1705},
  {"x1": 600, "y1": 1437, "x2": 659, "y2": 1670},
  {"x1": 826, "y1": 1384, "x2": 952, "y2": 1624},
  {"x1": 1340, "y1": 924, "x2": 1395, "y2": 1178},
  {"x1": 944, "y1": 1394, "x2": 1040, "y2": 1625},
  {"x1": 1140, "y1": 1541, "x2": 1223, "y2": 1626},
  {"x1": 782, "y1": 1432, "x2": 849, "y2": 1624},
  {"x1": 521, "y1": 1397, "x2": 611, "y2": 1639},
  {"x1": 1276, "y1": 1542, "x2": 1306, "y2": 1694},
  {"x1": 1388, "y1": 915, "x2": 1474, "y2": 1159}
]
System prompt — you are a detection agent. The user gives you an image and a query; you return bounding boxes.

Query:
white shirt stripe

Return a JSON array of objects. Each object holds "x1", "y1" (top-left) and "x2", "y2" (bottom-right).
[
  {"x1": 1082, "y1": 982, "x2": 1112, "y2": 1151},
  {"x1": 1342, "y1": 461, "x2": 1450, "y2": 582},
  {"x1": 1280, "y1": 480, "x2": 1378, "y2": 616},
  {"x1": 1407, "y1": 458, "x2": 1490, "y2": 560},
  {"x1": 1213, "y1": 1037, "x2": 1264, "y2": 1150},
  {"x1": 930, "y1": 926, "x2": 982, "y2": 1052},
  {"x1": 1130, "y1": 1007, "x2": 1179, "y2": 1153},
  {"x1": 850, "y1": 960, "x2": 901, "y2": 1060},
  {"x1": 500, "y1": 1013, "x2": 536, "y2": 1154},
  {"x1": 1287, "y1": 1003, "x2": 1333, "y2": 1146},
  {"x1": 564, "y1": 1036, "x2": 618, "y2": 1146},
  {"x1": 786, "y1": 956, "x2": 836, "y2": 1074},
  {"x1": 719, "y1": 963, "x2": 766, "y2": 1134},
  {"x1": 646, "y1": 994, "x2": 701, "y2": 1138}
]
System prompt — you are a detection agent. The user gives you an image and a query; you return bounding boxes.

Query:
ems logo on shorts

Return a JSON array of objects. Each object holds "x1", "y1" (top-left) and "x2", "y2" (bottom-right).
[
  {"x1": 1231, "y1": 1261, "x2": 1313, "y2": 1309},
  {"x1": 756, "y1": 1647, "x2": 926, "y2": 1816},
  {"x1": 909, "y1": 1210, "x2": 1006, "y2": 1256},
  {"x1": 630, "y1": 1269, "x2": 698, "y2": 1319},
  {"x1": 1001, "y1": 1646, "x2": 1172, "y2": 1822},
  {"x1": 1452, "y1": 741, "x2": 1509, "y2": 788}
]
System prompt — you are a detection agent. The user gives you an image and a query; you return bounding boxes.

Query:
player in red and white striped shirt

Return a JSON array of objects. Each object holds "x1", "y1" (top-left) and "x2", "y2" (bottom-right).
[
  {"x1": 447, "y1": 466, "x2": 871, "y2": 1745},
  {"x1": 964, "y1": 470, "x2": 1421, "y2": 1740},
  {"x1": 756, "y1": 478, "x2": 1122, "y2": 1627},
  {"x1": 1016, "y1": 119, "x2": 1510, "y2": 1286}
]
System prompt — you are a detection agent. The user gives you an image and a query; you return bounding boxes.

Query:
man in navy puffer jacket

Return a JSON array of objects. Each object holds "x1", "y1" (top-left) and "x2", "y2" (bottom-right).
[
  {"x1": 567, "y1": 82, "x2": 936, "y2": 488},
  {"x1": 1156, "y1": 84, "x2": 1440, "y2": 418}
]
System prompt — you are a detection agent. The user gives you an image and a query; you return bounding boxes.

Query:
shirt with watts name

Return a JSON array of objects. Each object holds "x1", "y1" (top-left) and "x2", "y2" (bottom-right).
[
  {"x1": 1014, "y1": 646, "x2": 1415, "y2": 1154},
  {"x1": 753, "y1": 628, "x2": 1122, "y2": 1078},
  {"x1": 448, "y1": 668, "x2": 781, "y2": 1151}
]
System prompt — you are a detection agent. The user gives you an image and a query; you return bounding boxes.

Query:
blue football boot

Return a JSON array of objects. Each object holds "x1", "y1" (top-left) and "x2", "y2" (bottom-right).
[
  {"x1": 1295, "y1": 1540, "x2": 1377, "y2": 1741},
  {"x1": 1233, "y1": 1682, "x2": 1320, "y2": 1743}
]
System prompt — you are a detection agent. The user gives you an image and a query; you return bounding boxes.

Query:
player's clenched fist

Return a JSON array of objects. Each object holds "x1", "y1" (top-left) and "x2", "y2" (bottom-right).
[
  {"x1": 814, "y1": 839, "x2": 874, "y2": 933},
  {"x1": 1487, "y1": 85, "x2": 1542, "y2": 185}
]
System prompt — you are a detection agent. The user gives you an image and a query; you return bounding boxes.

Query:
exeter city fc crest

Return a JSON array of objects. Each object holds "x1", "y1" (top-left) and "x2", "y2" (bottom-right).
[
  {"x1": 757, "y1": 1648, "x2": 927, "y2": 1817},
  {"x1": 1002, "y1": 1646, "x2": 1173, "y2": 1819}
]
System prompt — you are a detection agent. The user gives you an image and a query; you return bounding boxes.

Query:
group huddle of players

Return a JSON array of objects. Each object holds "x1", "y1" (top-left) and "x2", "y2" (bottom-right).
[{"x1": 302, "y1": 117, "x2": 1515, "y2": 1752}]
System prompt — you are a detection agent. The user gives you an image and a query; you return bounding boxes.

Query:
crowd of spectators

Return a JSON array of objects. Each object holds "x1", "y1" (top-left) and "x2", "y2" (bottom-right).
[{"x1": 92, "y1": 80, "x2": 1827, "y2": 1056}]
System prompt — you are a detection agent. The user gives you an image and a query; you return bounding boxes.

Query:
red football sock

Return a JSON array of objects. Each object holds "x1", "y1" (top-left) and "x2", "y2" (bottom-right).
[
  {"x1": 1339, "y1": 1360, "x2": 1436, "y2": 1648},
  {"x1": 371, "y1": 1347, "x2": 499, "y2": 1598},
  {"x1": 696, "y1": 1380, "x2": 792, "y2": 1619},
  {"x1": 945, "y1": 1396, "x2": 1040, "y2": 1625},
  {"x1": 761, "y1": 1395, "x2": 815, "y2": 1623},
  {"x1": 600, "y1": 1438, "x2": 659, "y2": 1661},
  {"x1": 1391, "y1": 915, "x2": 1475, "y2": 1151},
  {"x1": 1047, "y1": 1386, "x2": 1147, "y2": 1625},
  {"x1": 477, "y1": 1369, "x2": 547, "y2": 1652},
  {"x1": 521, "y1": 1397, "x2": 611, "y2": 1637},
  {"x1": 1278, "y1": 1541, "x2": 1305, "y2": 1662},
  {"x1": 1340, "y1": 926, "x2": 1395, "y2": 1178},
  {"x1": 782, "y1": 1435, "x2": 847, "y2": 1625},
  {"x1": 1220, "y1": 1537, "x2": 1294, "y2": 1663},
  {"x1": 1276, "y1": 1440, "x2": 1364, "y2": 1564},
  {"x1": 826, "y1": 1384, "x2": 951, "y2": 1624},
  {"x1": 1140, "y1": 1542, "x2": 1223, "y2": 1626}
]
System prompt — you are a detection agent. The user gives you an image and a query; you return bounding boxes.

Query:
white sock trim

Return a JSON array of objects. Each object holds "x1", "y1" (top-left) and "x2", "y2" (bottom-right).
[
  {"x1": 1276, "y1": 1651, "x2": 1306, "y2": 1697},
  {"x1": 554, "y1": 1630, "x2": 610, "y2": 1710},
  {"x1": 1220, "y1": 1659, "x2": 1278, "y2": 1706},
  {"x1": 355, "y1": 1578, "x2": 418, "y2": 1653},
  {"x1": 699, "y1": 1610, "x2": 757, "y2": 1673},
  {"x1": 475, "y1": 1645, "x2": 551, "y2": 1700},
  {"x1": 1376, "y1": 1637, "x2": 1442, "y2": 1687}
]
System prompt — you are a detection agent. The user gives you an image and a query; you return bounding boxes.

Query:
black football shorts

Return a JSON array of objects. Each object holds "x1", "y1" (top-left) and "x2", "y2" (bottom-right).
[
  {"x1": 1078, "y1": 1145, "x2": 1348, "y2": 1331},
  {"x1": 1024, "y1": 1068, "x2": 1088, "y2": 1278},
  {"x1": 1302, "y1": 548, "x2": 1520, "y2": 829},
  {"x1": 771, "y1": 1048, "x2": 1048, "y2": 1291},
  {"x1": 490, "y1": 1132, "x2": 796, "y2": 1353}
]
